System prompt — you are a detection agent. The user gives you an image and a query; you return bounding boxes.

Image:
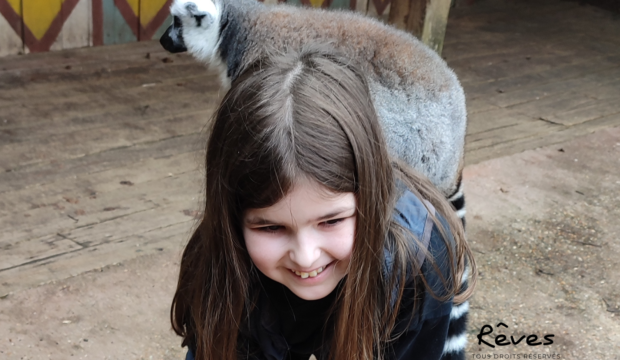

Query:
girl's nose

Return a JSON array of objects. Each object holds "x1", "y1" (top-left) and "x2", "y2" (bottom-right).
[{"x1": 289, "y1": 231, "x2": 321, "y2": 269}]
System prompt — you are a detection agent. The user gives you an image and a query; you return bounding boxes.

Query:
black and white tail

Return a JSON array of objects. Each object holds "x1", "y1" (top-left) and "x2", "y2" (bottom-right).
[
  {"x1": 448, "y1": 179, "x2": 466, "y2": 229},
  {"x1": 441, "y1": 179, "x2": 469, "y2": 360},
  {"x1": 441, "y1": 266, "x2": 469, "y2": 360}
]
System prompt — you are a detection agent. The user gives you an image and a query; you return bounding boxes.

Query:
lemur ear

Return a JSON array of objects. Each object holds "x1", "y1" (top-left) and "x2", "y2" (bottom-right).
[{"x1": 184, "y1": 2, "x2": 200, "y2": 14}]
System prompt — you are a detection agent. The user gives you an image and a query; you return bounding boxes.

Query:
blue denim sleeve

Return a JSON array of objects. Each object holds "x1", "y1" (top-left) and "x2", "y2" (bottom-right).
[
  {"x1": 385, "y1": 220, "x2": 458, "y2": 360},
  {"x1": 185, "y1": 347, "x2": 195, "y2": 360}
]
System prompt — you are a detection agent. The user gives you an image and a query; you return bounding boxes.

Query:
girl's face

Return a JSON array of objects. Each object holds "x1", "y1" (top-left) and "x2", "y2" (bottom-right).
[{"x1": 243, "y1": 178, "x2": 356, "y2": 301}]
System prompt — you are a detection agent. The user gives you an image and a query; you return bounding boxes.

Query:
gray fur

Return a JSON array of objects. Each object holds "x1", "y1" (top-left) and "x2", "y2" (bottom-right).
[
  {"x1": 369, "y1": 79, "x2": 466, "y2": 194},
  {"x1": 218, "y1": 9, "x2": 249, "y2": 79},
  {"x1": 165, "y1": 0, "x2": 467, "y2": 197}
]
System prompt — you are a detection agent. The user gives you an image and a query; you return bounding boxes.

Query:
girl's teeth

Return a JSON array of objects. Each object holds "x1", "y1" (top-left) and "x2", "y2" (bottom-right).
[{"x1": 291, "y1": 264, "x2": 327, "y2": 278}]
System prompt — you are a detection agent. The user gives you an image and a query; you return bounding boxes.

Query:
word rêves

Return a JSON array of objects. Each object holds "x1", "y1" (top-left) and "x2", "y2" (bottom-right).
[{"x1": 477, "y1": 323, "x2": 554, "y2": 348}]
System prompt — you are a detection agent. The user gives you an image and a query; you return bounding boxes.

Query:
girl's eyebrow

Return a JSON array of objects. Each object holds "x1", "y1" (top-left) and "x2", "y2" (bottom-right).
[{"x1": 244, "y1": 207, "x2": 355, "y2": 226}]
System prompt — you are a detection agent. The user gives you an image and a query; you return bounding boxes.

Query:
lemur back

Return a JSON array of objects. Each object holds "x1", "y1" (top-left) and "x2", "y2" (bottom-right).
[{"x1": 163, "y1": 0, "x2": 467, "y2": 220}]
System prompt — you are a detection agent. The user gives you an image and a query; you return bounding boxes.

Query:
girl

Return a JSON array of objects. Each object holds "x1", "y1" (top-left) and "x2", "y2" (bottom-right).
[{"x1": 170, "y1": 47, "x2": 477, "y2": 360}]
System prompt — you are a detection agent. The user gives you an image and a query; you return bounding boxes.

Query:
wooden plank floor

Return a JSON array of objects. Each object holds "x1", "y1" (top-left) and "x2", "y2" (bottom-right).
[
  {"x1": 444, "y1": 0, "x2": 620, "y2": 164},
  {"x1": 0, "y1": 42, "x2": 220, "y2": 296},
  {"x1": 1, "y1": 0, "x2": 619, "y2": 297}
]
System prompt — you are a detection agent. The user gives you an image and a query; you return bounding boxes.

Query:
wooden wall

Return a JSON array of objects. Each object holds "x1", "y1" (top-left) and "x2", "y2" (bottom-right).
[
  {"x1": 0, "y1": 0, "x2": 173, "y2": 57},
  {"x1": 0, "y1": 0, "x2": 400, "y2": 57}
]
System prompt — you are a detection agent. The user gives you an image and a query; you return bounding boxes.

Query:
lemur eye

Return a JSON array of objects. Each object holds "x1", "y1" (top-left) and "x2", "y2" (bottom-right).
[
  {"x1": 173, "y1": 16, "x2": 182, "y2": 28},
  {"x1": 194, "y1": 14, "x2": 206, "y2": 27}
]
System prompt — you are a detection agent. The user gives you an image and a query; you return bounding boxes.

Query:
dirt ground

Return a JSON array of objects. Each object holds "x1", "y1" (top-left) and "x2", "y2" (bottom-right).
[
  {"x1": 464, "y1": 127, "x2": 620, "y2": 359},
  {"x1": 1, "y1": 127, "x2": 618, "y2": 360}
]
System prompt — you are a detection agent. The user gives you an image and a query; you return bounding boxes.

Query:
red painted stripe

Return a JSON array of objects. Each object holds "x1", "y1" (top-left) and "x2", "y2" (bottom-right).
[
  {"x1": 24, "y1": 0, "x2": 81, "y2": 52},
  {"x1": 114, "y1": 0, "x2": 139, "y2": 38},
  {"x1": 140, "y1": 0, "x2": 172, "y2": 40},
  {"x1": 92, "y1": 0, "x2": 104, "y2": 46}
]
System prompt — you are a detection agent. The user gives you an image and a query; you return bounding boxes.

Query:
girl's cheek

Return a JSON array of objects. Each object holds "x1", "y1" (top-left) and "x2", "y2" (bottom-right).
[
  {"x1": 244, "y1": 232, "x2": 287, "y2": 261},
  {"x1": 324, "y1": 221, "x2": 355, "y2": 258}
]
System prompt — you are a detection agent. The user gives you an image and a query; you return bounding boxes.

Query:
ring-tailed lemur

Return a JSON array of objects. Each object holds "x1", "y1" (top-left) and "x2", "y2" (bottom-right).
[
  {"x1": 160, "y1": 2, "x2": 469, "y2": 358},
  {"x1": 160, "y1": 0, "x2": 467, "y2": 222}
]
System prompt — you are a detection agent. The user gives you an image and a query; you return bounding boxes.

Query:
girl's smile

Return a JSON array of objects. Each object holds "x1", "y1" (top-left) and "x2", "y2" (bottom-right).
[
  {"x1": 288, "y1": 260, "x2": 333, "y2": 278},
  {"x1": 287, "y1": 260, "x2": 337, "y2": 287},
  {"x1": 243, "y1": 178, "x2": 356, "y2": 301}
]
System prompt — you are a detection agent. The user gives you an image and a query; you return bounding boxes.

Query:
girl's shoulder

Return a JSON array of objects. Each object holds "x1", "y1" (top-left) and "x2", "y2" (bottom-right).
[
  {"x1": 393, "y1": 188, "x2": 437, "y2": 246},
  {"x1": 391, "y1": 187, "x2": 457, "y2": 272},
  {"x1": 389, "y1": 187, "x2": 456, "y2": 315}
]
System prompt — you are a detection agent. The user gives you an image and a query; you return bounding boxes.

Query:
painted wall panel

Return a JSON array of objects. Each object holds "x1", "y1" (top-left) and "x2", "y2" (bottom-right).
[
  {"x1": 22, "y1": 0, "x2": 84, "y2": 53},
  {"x1": 367, "y1": 0, "x2": 391, "y2": 21},
  {"x1": 0, "y1": 0, "x2": 380, "y2": 57},
  {"x1": 0, "y1": 0, "x2": 23, "y2": 56},
  {"x1": 139, "y1": 0, "x2": 171, "y2": 40},
  {"x1": 354, "y1": 0, "x2": 369, "y2": 13},
  {"x1": 330, "y1": 0, "x2": 352, "y2": 10},
  {"x1": 22, "y1": 0, "x2": 61, "y2": 52},
  {"x1": 101, "y1": 0, "x2": 138, "y2": 45},
  {"x1": 23, "y1": 0, "x2": 62, "y2": 41},
  {"x1": 59, "y1": 0, "x2": 93, "y2": 50}
]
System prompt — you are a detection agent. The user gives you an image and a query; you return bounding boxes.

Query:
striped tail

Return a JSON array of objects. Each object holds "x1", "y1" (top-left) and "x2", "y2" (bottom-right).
[
  {"x1": 441, "y1": 268, "x2": 470, "y2": 360},
  {"x1": 443, "y1": 178, "x2": 468, "y2": 359},
  {"x1": 447, "y1": 180, "x2": 466, "y2": 229}
]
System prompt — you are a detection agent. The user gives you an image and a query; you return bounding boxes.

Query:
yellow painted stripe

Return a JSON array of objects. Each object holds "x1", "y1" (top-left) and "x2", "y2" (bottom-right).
[
  {"x1": 140, "y1": 0, "x2": 168, "y2": 27},
  {"x1": 309, "y1": 0, "x2": 324, "y2": 8},
  {"x1": 7, "y1": 0, "x2": 21, "y2": 15},
  {"x1": 23, "y1": 0, "x2": 62, "y2": 40}
]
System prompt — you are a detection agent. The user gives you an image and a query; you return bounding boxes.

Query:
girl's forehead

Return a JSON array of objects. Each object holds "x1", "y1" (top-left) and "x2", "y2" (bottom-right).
[
  {"x1": 244, "y1": 179, "x2": 356, "y2": 221},
  {"x1": 292, "y1": 177, "x2": 343, "y2": 198}
]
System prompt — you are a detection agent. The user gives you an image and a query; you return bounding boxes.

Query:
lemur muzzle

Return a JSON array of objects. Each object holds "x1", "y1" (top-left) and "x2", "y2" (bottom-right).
[{"x1": 160, "y1": 16, "x2": 188, "y2": 53}]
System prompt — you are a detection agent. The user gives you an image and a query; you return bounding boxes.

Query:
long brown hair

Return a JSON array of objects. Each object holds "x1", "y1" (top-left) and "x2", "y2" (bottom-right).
[{"x1": 171, "y1": 45, "x2": 477, "y2": 360}]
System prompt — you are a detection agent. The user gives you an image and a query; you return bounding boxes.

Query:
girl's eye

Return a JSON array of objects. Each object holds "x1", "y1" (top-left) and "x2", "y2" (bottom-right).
[
  {"x1": 322, "y1": 218, "x2": 344, "y2": 227},
  {"x1": 260, "y1": 225, "x2": 282, "y2": 232}
]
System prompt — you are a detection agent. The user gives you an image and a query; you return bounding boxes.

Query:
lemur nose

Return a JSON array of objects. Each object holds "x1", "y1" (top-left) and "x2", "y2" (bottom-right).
[{"x1": 160, "y1": 25, "x2": 188, "y2": 53}]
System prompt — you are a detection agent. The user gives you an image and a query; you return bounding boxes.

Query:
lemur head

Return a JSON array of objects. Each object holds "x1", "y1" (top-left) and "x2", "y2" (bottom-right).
[{"x1": 160, "y1": 0, "x2": 221, "y2": 61}]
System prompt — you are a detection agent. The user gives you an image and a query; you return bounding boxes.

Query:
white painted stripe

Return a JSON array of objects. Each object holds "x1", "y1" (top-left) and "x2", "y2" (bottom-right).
[
  {"x1": 450, "y1": 300, "x2": 469, "y2": 319},
  {"x1": 443, "y1": 333, "x2": 467, "y2": 354},
  {"x1": 456, "y1": 208, "x2": 466, "y2": 218},
  {"x1": 58, "y1": 0, "x2": 92, "y2": 50},
  {"x1": 0, "y1": 13, "x2": 22, "y2": 56}
]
